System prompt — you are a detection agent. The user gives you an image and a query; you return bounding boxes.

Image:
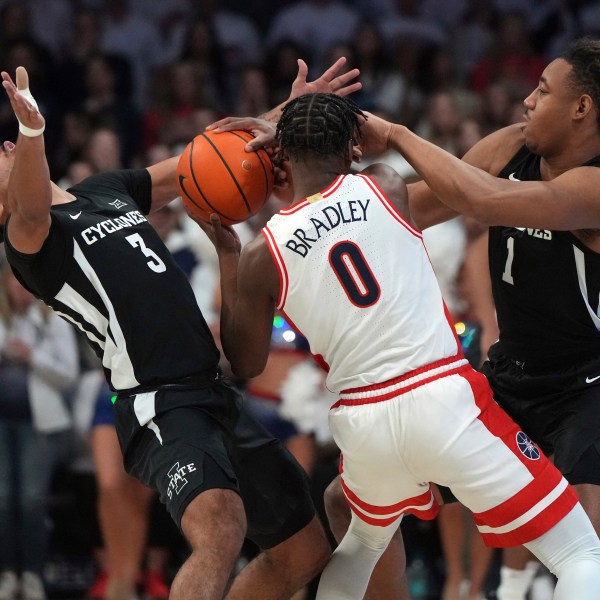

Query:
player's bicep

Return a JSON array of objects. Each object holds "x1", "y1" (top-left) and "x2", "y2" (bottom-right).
[{"x1": 6, "y1": 212, "x2": 51, "y2": 254}]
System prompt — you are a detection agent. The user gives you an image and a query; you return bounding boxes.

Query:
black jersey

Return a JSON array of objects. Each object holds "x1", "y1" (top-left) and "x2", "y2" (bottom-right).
[
  {"x1": 4, "y1": 169, "x2": 220, "y2": 391},
  {"x1": 491, "y1": 146, "x2": 600, "y2": 366}
]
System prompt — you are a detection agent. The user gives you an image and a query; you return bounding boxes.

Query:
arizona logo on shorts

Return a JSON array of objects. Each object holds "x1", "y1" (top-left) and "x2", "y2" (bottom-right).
[{"x1": 516, "y1": 431, "x2": 540, "y2": 460}]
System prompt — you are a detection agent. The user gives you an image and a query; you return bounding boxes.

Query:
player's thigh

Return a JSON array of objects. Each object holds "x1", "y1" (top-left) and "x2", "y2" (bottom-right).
[
  {"x1": 231, "y1": 404, "x2": 317, "y2": 550},
  {"x1": 124, "y1": 406, "x2": 240, "y2": 530}
]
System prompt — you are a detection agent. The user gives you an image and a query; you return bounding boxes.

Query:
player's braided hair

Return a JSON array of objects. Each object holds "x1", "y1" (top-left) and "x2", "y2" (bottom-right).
[
  {"x1": 561, "y1": 38, "x2": 600, "y2": 128},
  {"x1": 276, "y1": 93, "x2": 366, "y2": 161}
]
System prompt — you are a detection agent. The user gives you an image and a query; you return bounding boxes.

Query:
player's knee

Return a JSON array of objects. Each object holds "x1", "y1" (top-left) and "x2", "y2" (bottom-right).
[
  {"x1": 263, "y1": 517, "x2": 331, "y2": 583},
  {"x1": 181, "y1": 488, "x2": 246, "y2": 553}
]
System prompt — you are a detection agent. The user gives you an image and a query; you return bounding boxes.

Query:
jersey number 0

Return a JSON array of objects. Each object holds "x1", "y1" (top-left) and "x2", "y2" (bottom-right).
[{"x1": 329, "y1": 241, "x2": 380, "y2": 307}]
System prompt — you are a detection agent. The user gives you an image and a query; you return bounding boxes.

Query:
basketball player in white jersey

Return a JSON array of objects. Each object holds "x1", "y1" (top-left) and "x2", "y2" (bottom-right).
[{"x1": 196, "y1": 92, "x2": 600, "y2": 599}]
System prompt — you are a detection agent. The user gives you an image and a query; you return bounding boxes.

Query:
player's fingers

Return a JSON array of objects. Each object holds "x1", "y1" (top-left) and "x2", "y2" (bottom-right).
[
  {"x1": 293, "y1": 59, "x2": 309, "y2": 86},
  {"x1": 334, "y1": 67, "x2": 360, "y2": 86},
  {"x1": 335, "y1": 81, "x2": 362, "y2": 97},
  {"x1": 318, "y1": 56, "x2": 348, "y2": 84},
  {"x1": 206, "y1": 116, "x2": 246, "y2": 131},
  {"x1": 208, "y1": 117, "x2": 259, "y2": 133},
  {"x1": 245, "y1": 133, "x2": 274, "y2": 152},
  {"x1": 15, "y1": 66, "x2": 29, "y2": 91}
]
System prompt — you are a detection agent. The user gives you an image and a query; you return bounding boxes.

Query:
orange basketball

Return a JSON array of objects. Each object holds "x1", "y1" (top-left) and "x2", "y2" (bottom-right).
[{"x1": 176, "y1": 129, "x2": 274, "y2": 225}]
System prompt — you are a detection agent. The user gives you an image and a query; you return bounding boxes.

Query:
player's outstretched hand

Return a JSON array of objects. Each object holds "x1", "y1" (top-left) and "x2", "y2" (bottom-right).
[
  {"x1": 191, "y1": 213, "x2": 242, "y2": 256},
  {"x1": 1, "y1": 67, "x2": 45, "y2": 133},
  {"x1": 289, "y1": 57, "x2": 361, "y2": 100}
]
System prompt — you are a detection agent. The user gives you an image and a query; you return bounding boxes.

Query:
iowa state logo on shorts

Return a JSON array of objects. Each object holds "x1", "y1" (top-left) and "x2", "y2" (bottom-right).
[{"x1": 516, "y1": 431, "x2": 540, "y2": 460}]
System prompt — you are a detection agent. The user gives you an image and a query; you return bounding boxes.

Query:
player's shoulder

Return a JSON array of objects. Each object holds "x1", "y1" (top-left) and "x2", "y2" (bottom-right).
[
  {"x1": 69, "y1": 169, "x2": 149, "y2": 196},
  {"x1": 358, "y1": 164, "x2": 411, "y2": 223},
  {"x1": 463, "y1": 124, "x2": 526, "y2": 176}
]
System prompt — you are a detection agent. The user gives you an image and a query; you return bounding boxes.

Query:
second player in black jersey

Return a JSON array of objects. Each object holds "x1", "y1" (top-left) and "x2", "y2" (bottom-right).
[{"x1": 319, "y1": 37, "x2": 600, "y2": 600}]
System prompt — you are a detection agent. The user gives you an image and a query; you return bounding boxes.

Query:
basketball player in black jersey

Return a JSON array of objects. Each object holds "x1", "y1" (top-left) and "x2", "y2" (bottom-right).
[{"x1": 0, "y1": 61, "x2": 361, "y2": 600}]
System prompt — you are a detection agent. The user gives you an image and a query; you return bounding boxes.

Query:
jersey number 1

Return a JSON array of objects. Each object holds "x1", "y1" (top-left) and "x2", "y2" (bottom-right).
[{"x1": 502, "y1": 236, "x2": 515, "y2": 285}]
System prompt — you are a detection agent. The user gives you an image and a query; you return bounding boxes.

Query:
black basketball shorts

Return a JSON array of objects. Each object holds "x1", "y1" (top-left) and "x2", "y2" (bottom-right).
[
  {"x1": 482, "y1": 344, "x2": 600, "y2": 486},
  {"x1": 113, "y1": 378, "x2": 316, "y2": 549}
]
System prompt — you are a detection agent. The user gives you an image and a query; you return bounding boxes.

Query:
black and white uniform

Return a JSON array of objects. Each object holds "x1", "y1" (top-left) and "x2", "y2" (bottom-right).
[
  {"x1": 482, "y1": 146, "x2": 600, "y2": 485},
  {"x1": 4, "y1": 170, "x2": 314, "y2": 545}
]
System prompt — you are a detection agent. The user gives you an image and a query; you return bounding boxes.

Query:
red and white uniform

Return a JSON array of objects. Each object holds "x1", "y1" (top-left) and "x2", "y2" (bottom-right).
[{"x1": 262, "y1": 174, "x2": 576, "y2": 547}]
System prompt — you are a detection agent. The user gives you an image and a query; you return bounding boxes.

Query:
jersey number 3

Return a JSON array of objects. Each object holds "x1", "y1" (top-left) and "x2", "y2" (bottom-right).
[{"x1": 126, "y1": 233, "x2": 166, "y2": 273}]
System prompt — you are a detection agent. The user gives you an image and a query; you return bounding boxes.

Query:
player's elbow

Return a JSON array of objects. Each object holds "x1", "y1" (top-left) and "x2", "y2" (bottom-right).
[{"x1": 229, "y1": 356, "x2": 265, "y2": 380}]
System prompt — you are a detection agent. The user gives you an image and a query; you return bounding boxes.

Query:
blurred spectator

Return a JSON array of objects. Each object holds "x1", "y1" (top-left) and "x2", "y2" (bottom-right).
[
  {"x1": 414, "y1": 90, "x2": 463, "y2": 155},
  {"x1": 266, "y1": 0, "x2": 360, "y2": 73},
  {"x1": 528, "y1": 0, "x2": 579, "y2": 60},
  {"x1": 0, "y1": 2, "x2": 33, "y2": 54},
  {"x1": 199, "y1": 0, "x2": 264, "y2": 73},
  {"x1": 52, "y1": 112, "x2": 94, "y2": 182},
  {"x1": 55, "y1": 8, "x2": 106, "y2": 113},
  {"x1": 177, "y1": 17, "x2": 231, "y2": 112},
  {"x1": 265, "y1": 40, "x2": 306, "y2": 108},
  {"x1": 468, "y1": 11, "x2": 546, "y2": 95},
  {"x1": 98, "y1": 0, "x2": 171, "y2": 108},
  {"x1": 24, "y1": 0, "x2": 74, "y2": 60},
  {"x1": 478, "y1": 80, "x2": 518, "y2": 135},
  {"x1": 0, "y1": 35, "x2": 58, "y2": 157},
  {"x1": 75, "y1": 52, "x2": 142, "y2": 166},
  {"x1": 144, "y1": 60, "x2": 213, "y2": 150},
  {"x1": 57, "y1": 160, "x2": 95, "y2": 192},
  {"x1": 84, "y1": 127, "x2": 123, "y2": 173},
  {"x1": 417, "y1": 46, "x2": 481, "y2": 120},
  {"x1": 377, "y1": 0, "x2": 446, "y2": 49},
  {"x1": 347, "y1": 20, "x2": 410, "y2": 119},
  {"x1": 0, "y1": 264, "x2": 79, "y2": 600},
  {"x1": 449, "y1": 0, "x2": 497, "y2": 83},
  {"x1": 234, "y1": 65, "x2": 271, "y2": 118}
]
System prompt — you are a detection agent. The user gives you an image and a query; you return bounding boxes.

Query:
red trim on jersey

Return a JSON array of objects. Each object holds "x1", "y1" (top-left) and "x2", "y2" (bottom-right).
[
  {"x1": 279, "y1": 308, "x2": 331, "y2": 373},
  {"x1": 459, "y1": 368, "x2": 579, "y2": 547},
  {"x1": 332, "y1": 354, "x2": 467, "y2": 407},
  {"x1": 321, "y1": 174, "x2": 346, "y2": 197},
  {"x1": 279, "y1": 199, "x2": 310, "y2": 215},
  {"x1": 356, "y1": 173, "x2": 422, "y2": 238},
  {"x1": 278, "y1": 175, "x2": 345, "y2": 215},
  {"x1": 262, "y1": 227, "x2": 288, "y2": 309}
]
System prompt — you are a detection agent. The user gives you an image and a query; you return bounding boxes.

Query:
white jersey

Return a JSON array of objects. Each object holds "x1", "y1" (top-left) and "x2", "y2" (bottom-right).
[{"x1": 262, "y1": 173, "x2": 461, "y2": 393}]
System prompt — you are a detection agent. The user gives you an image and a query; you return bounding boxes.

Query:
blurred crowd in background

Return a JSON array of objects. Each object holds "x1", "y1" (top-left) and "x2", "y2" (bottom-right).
[{"x1": 0, "y1": 0, "x2": 598, "y2": 599}]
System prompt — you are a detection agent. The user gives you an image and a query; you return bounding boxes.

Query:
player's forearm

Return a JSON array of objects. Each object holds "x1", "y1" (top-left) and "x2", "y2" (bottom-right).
[
  {"x1": 216, "y1": 252, "x2": 247, "y2": 375},
  {"x1": 8, "y1": 134, "x2": 52, "y2": 221},
  {"x1": 147, "y1": 157, "x2": 180, "y2": 211},
  {"x1": 388, "y1": 125, "x2": 504, "y2": 224}
]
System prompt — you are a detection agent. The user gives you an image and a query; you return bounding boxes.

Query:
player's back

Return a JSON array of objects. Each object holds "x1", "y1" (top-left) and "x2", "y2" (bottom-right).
[{"x1": 263, "y1": 173, "x2": 461, "y2": 393}]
